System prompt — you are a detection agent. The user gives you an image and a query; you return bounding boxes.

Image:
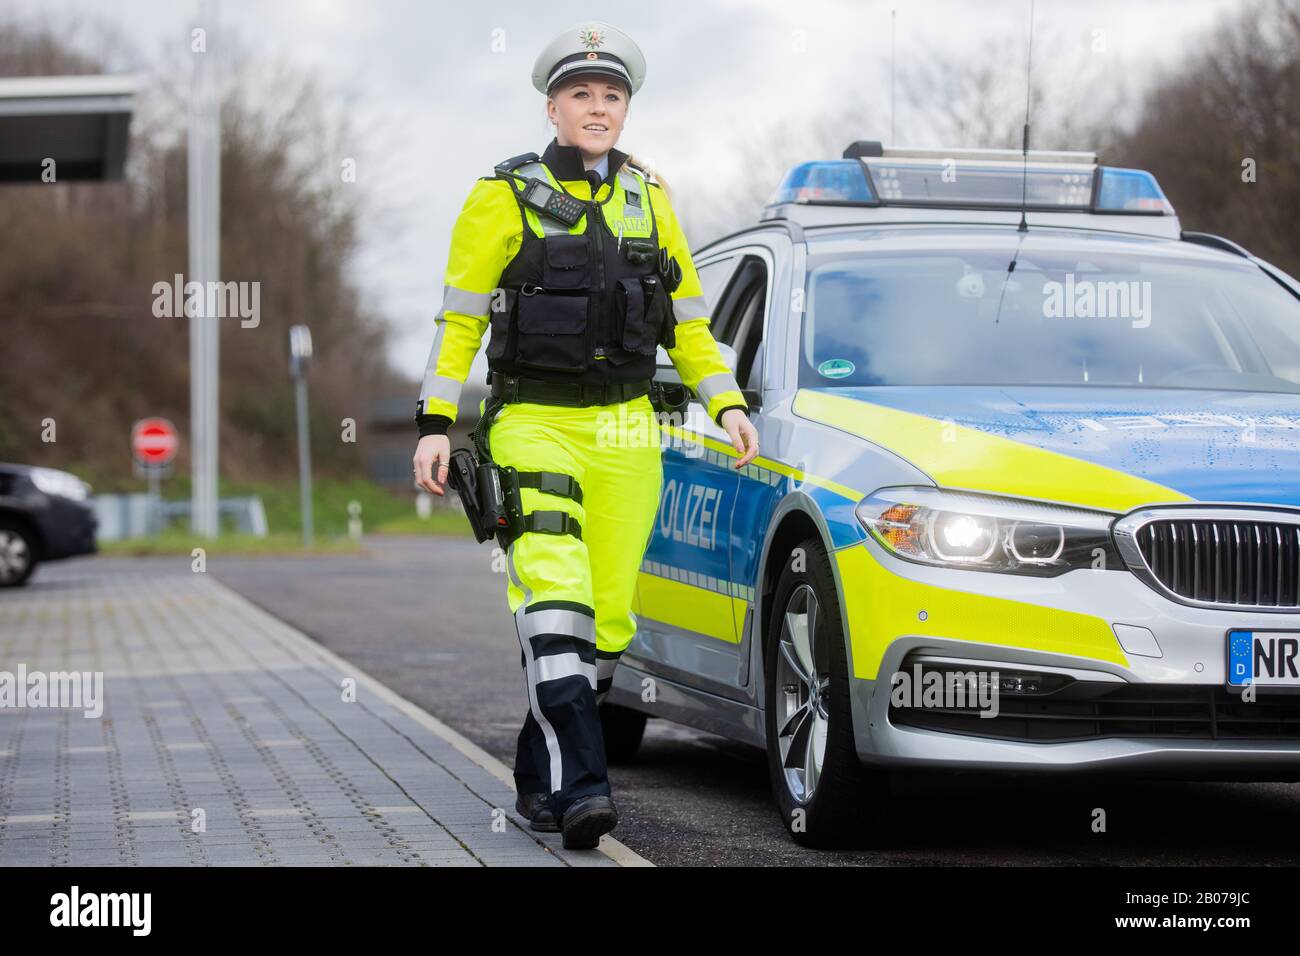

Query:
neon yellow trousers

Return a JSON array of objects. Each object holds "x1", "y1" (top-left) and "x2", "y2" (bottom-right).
[{"x1": 489, "y1": 393, "x2": 662, "y2": 814}]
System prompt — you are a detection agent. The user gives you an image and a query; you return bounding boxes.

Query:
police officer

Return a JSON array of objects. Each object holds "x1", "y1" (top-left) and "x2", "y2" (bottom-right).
[{"x1": 412, "y1": 20, "x2": 759, "y2": 850}]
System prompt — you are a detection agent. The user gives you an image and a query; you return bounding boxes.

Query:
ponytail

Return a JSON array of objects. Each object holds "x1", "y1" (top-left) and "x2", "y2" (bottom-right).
[{"x1": 626, "y1": 152, "x2": 672, "y2": 204}]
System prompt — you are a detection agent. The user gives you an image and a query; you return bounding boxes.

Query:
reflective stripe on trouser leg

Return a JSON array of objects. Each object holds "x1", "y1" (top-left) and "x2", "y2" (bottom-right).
[{"x1": 513, "y1": 599, "x2": 602, "y2": 806}]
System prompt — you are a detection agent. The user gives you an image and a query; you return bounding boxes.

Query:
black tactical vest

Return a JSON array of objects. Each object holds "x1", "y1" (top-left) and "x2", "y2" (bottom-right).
[{"x1": 484, "y1": 154, "x2": 676, "y2": 385}]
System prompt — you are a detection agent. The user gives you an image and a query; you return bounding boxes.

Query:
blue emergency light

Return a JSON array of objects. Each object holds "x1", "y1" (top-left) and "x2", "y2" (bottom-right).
[
  {"x1": 1094, "y1": 167, "x2": 1174, "y2": 214},
  {"x1": 768, "y1": 154, "x2": 1173, "y2": 216}
]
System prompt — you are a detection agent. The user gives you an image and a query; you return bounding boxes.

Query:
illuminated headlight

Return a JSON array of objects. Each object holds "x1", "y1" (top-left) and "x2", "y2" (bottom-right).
[
  {"x1": 30, "y1": 467, "x2": 91, "y2": 501},
  {"x1": 855, "y1": 486, "x2": 1121, "y2": 576}
]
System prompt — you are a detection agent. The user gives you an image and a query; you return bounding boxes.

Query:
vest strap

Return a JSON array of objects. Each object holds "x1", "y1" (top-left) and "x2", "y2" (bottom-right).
[{"x1": 495, "y1": 151, "x2": 540, "y2": 172}]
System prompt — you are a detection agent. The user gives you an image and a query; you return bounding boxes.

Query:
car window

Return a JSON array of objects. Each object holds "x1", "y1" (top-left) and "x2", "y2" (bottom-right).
[
  {"x1": 728, "y1": 264, "x2": 768, "y2": 390},
  {"x1": 799, "y1": 242, "x2": 1300, "y2": 393},
  {"x1": 696, "y1": 255, "x2": 740, "y2": 326}
]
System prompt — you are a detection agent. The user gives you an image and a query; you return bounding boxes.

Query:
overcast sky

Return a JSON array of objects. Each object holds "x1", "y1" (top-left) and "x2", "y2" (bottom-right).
[{"x1": 12, "y1": 0, "x2": 1243, "y2": 389}]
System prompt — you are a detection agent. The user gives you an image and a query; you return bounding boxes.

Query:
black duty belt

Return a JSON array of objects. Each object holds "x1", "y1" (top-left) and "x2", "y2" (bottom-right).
[{"x1": 490, "y1": 374, "x2": 651, "y2": 407}]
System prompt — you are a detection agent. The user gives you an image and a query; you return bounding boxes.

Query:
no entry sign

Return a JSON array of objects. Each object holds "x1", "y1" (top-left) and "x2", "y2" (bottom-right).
[{"x1": 132, "y1": 417, "x2": 178, "y2": 466}]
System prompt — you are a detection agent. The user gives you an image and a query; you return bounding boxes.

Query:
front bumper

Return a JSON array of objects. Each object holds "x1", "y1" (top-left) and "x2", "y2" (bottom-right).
[
  {"x1": 33, "y1": 493, "x2": 99, "y2": 560},
  {"x1": 837, "y1": 537, "x2": 1300, "y2": 774}
]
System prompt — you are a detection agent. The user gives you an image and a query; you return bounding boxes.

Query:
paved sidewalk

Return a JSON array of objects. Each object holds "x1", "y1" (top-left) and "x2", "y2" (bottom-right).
[{"x1": 0, "y1": 559, "x2": 647, "y2": 867}]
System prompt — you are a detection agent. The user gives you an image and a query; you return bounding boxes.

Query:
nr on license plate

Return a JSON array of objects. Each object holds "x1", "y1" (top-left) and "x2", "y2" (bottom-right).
[{"x1": 1227, "y1": 630, "x2": 1300, "y2": 687}]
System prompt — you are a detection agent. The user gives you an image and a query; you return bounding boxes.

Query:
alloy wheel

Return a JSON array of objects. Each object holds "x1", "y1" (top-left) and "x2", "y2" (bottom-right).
[{"x1": 774, "y1": 582, "x2": 831, "y2": 803}]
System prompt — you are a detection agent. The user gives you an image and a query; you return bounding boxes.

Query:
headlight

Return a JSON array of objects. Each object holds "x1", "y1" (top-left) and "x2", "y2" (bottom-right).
[
  {"x1": 30, "y1": 467, "x2": 90, "y2": 501},
  {"x1": 855, "y1": 486, "x2": 1121, "y2": 576}
]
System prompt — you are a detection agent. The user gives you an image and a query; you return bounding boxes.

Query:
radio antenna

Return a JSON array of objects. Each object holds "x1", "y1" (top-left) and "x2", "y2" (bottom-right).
[
  {"x1": 1017, "y1": 0, "x2": 1035, "y2": 233},
  {"x1": 890, "y1": 8, "x2": 897, "y2": 144},
  {"x1": 993, "y1": 0, "x2": 1036, "y2": 325}
]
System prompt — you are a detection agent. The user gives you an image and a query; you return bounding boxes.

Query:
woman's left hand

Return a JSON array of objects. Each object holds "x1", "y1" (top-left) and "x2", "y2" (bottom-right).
[{"x1": 720, "y1": 408, "x2": 759, "y2": 468}]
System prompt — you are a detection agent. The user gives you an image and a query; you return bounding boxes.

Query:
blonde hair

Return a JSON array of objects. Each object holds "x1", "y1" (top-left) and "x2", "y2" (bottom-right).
[{"x1": 624, "y1": 152, "x2": 672, "y2": 204}]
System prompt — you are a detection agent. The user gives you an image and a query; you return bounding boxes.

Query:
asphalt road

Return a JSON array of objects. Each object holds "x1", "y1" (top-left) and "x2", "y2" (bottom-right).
[{"x1": 195, "y1": 534, "x2": 1300, "y2": 865}]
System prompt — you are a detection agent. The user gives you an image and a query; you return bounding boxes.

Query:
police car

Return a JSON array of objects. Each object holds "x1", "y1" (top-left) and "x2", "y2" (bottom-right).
[{"x1": 600, "y1": 141, "x2": 1300, "y2": 848}]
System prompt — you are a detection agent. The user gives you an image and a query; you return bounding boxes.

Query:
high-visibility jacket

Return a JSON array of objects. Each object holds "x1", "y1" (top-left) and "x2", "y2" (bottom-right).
[{"x1": 415, "y1": 138, "x2": 748, "y2": 436}]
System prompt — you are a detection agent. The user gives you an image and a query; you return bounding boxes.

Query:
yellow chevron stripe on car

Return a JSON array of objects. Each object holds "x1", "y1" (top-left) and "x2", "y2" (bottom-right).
[
  {"x1": 636, "y1": 571, "x2": 741, "y2": 643},
  {"x1": 834, "y1": 546, "x2": 1128, "y2": 680},
  {"x1": 793, "y1": 389, "x2": 1193, "y2": 513},
  {"x1": 659, "y1": 423, "x2": 863, "y2": 500}
]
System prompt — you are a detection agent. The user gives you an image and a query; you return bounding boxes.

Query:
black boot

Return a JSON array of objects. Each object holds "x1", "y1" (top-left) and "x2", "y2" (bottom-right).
[
  {"x1": 560, "y1": 795, "x2": 618, "y2": 849},
  {"x1": 515, "y1": 791, "x2": 559, "y2": 832}
]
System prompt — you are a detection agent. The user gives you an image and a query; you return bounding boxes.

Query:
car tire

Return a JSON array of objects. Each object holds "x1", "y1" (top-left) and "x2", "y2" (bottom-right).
[
  {"x1": 599, "y1": 702, "x2": 647, "y2": 763},
  {"x1": 0, "y1": 517, "x2": 37, "y2": 588},
  {"x1": 764, "y1": 535, "x2": 892, "y2": 848}
]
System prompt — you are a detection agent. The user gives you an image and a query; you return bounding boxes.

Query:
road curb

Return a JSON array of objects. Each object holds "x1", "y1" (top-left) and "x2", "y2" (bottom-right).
[{"x1": 209, "y1": 576, "x2": 655, "y2": 868}]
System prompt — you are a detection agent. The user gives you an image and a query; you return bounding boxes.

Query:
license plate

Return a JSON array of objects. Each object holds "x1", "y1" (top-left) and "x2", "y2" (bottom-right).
[{"x1": 1227, "y1": 630, "x2": 1300, "y2": 687}]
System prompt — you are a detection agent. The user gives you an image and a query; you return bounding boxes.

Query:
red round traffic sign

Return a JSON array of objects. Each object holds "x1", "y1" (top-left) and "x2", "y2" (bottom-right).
[{"x1": 132, "y1": 417, "x2": 178, "y2": 465}]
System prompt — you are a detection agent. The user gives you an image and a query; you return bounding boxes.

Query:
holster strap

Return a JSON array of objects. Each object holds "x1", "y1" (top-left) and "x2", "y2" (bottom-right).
[
  {"x1": 521, "y1": 511, "x2": 583, "y2": 540},
  {"x1": 517, "y1": 470, "x2": 583, "y2": 505}
]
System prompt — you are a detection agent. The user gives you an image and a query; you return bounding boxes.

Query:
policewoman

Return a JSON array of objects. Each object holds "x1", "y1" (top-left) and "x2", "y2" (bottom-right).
[{"x1": 412, "y1": 21, "x2": 759, "y2": 849}]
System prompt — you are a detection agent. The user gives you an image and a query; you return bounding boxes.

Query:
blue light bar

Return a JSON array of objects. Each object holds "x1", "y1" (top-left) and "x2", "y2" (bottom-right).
[
  {"x1": 767, "y1": 156, "x2": 1175, "y2": 219},
  {"x1": 1094, "y1": 167, "x2": 1173, "y2": 214},
  {"x1": 865, "y1": 161, "x2": 1094, "y2": 208},
  {"x1": 769, "y1": 160, "x2": 876, "y2": 205}
]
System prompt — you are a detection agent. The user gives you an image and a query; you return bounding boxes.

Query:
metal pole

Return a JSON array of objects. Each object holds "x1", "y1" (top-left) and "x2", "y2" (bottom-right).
[
  {"x1": 148, "y1": 466, "x2": 160, "y2": 536},
  {"x1": 189, "y1": 0, "x2": 221, "y2": 538},
  {"x1": 295, "y1": 376, "x2": 313, "y2": 548}
]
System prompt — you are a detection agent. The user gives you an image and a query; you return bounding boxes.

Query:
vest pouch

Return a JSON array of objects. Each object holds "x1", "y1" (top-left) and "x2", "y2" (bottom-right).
[
  {"x1": 515, "y1": 292, "x2": 589, "y2": 371},
  {"x1": 541, "y1": 234, "x2": 592, "y2": 290},
  {"x1": 615, "y1": 276, "x2": 657, "y2": 357},
  {"x1": 485, "y1": 288, "x2": 516, "y2": 360},
  {"x1": 642, "y1": 275, "x2": 676, "y2": 350}
]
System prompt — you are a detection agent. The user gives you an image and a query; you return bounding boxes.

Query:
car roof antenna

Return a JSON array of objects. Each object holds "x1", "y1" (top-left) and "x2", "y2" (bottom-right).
[
  {"x1": 994, "y1": 0, "x2": 1035, "y2": 327},
  {"x1": 1017, "y1": 0, "x2": 1035, "y2": 234}
]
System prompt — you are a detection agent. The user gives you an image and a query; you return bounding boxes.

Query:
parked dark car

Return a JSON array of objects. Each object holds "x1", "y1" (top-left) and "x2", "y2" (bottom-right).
[{"x1": 0, "y1": 463, "x2": 98, "y2": 586}]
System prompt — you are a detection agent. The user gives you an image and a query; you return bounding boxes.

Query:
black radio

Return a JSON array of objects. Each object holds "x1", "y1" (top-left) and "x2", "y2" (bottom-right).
[{"x1": 520, "y1": 178, "x2": 587, "y2": 226}]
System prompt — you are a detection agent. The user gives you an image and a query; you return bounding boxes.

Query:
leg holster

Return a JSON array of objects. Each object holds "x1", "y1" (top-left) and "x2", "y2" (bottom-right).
[{"x1": 495, "y1": 466, "x2": 584, "y2": 550}]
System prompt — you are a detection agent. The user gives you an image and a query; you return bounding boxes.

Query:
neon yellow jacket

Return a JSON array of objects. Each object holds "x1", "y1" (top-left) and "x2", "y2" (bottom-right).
[{"x1": 416, "y1": 154, "x2": 748, "y2": 435}]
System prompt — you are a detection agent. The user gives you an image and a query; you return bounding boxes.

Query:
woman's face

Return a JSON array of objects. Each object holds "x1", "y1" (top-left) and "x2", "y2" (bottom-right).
[{"x1": 547, "y1": 76, "x2": 629, "y2": 163}]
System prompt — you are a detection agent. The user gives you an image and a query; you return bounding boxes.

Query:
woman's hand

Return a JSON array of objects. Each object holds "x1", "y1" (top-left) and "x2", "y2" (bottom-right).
[
  {"x1": 413, "y1": 434, "x2": 452, "y2": 495},
  {"x1": 720, "y1": 408, "x2": 759, "y2": 468}
]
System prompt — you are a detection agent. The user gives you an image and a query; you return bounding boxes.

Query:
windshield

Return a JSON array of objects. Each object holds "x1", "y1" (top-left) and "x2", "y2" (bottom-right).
[{"x1": 800, "y1": 239, "x2": 1300, "y2": 393}]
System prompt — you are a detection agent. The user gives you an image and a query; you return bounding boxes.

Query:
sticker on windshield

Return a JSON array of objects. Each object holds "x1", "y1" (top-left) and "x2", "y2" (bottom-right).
[{"x1": 817, "y1": 359, "x2": 855, "y2": 379}]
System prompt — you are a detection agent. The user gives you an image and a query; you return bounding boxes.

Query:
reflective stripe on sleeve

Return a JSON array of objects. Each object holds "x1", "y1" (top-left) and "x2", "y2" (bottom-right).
[
  {"x1": 440, "y1": 284, "x2": 492, "y2": 318},
  {"x1": 696, "y1": 371, "x2": 742, "y2": 408},
  {"x1": 672, "y1": 294, "x2": 709, "y2": 325}
]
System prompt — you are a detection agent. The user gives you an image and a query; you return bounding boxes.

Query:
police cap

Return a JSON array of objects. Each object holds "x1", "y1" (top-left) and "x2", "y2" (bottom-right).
[{"x1": 532, "y1": 21, "x2": 646, "y2": 98}]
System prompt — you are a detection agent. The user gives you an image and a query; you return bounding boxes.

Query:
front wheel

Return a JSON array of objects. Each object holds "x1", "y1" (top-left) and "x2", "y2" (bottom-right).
[{"x1": 764, "y1": 536, "x2": 893, "y2": 848}]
